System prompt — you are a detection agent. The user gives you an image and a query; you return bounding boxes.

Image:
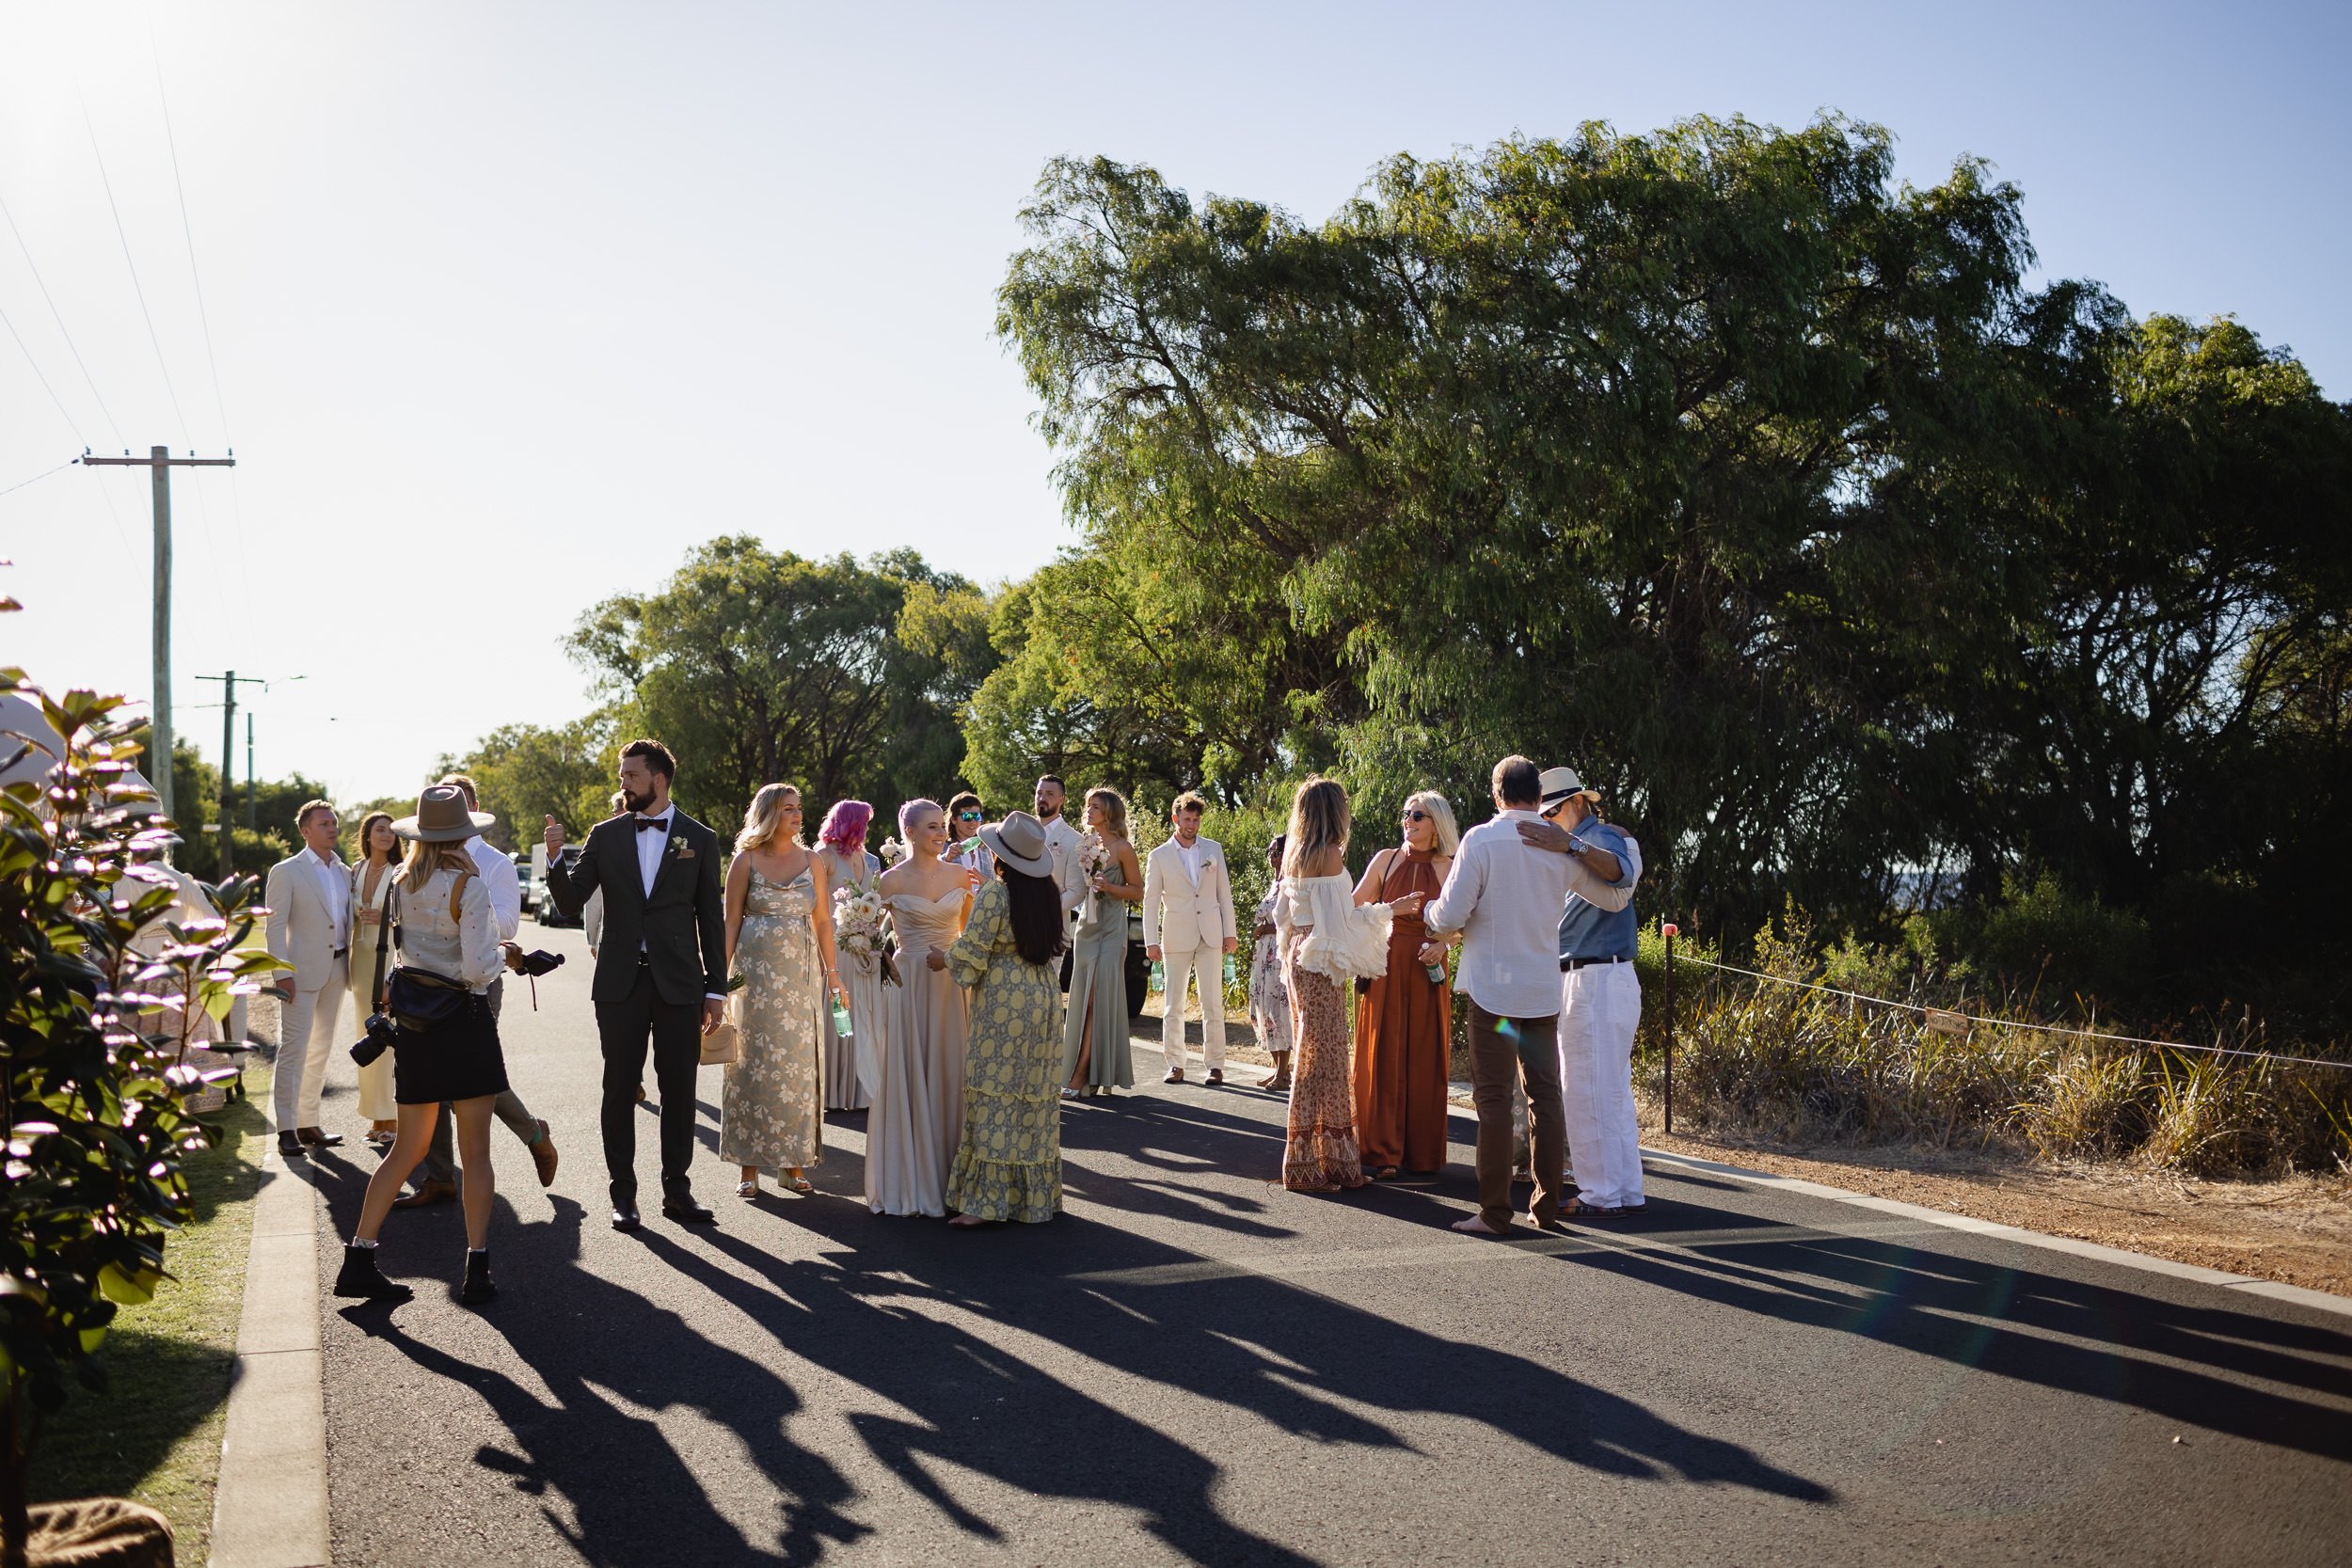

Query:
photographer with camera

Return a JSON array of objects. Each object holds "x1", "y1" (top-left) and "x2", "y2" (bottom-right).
[{"x1": 337, "y1": 785, "x2": 516, "y2": 1307}]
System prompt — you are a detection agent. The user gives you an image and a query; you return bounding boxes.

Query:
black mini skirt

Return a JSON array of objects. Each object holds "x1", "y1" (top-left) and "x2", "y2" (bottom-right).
[{"x1": 391, "y1": 991, "x2": 511, "y2": 1104}]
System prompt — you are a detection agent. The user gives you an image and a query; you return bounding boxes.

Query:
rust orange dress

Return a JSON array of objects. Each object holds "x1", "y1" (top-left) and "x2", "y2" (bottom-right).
[{"x1": 1352, "y1": 847, "x2": 1451, "y2": 1174}]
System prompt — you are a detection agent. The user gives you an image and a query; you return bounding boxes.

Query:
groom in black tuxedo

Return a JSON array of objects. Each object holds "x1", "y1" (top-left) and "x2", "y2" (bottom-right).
[{"x1": 542, "y1": 737, "x2": 727, "y2": 1229}]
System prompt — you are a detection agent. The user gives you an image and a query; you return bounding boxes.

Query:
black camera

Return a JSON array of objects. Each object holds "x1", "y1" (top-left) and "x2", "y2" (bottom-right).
[{"x1": 350, "y1": 1011, "x2": 399, "y2": 1068}]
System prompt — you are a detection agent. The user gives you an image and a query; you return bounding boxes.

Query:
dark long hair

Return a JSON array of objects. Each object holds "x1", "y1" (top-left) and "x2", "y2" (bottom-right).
[{"x1": 997, "y1": 863, "x2": 1068, "y2": 967}]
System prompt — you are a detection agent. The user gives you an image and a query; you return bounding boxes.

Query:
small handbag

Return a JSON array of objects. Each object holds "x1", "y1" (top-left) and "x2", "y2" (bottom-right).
[{"x1": 700, "y1": 1018, "x2": 740, "y2": 1067}]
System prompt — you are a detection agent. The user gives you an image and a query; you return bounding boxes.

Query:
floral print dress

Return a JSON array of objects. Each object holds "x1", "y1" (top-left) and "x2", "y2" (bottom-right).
[
  {"x1": 945, "y1": 879, "x2": 1065, "y2": 1223},
  {"x1": 721, "y1": 866, "x2": 824, "y2": 1171}
]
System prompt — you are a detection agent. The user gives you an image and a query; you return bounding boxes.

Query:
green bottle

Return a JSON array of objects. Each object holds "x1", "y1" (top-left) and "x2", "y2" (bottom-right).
[{"x1": 832, "y1": 999, "x2": 853, "y2": 1040}]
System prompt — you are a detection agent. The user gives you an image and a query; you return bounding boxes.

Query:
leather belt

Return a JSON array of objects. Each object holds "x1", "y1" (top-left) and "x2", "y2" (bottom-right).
[{"x1": 1562, "y1": 953, "x2": 1630, "y2": 971}]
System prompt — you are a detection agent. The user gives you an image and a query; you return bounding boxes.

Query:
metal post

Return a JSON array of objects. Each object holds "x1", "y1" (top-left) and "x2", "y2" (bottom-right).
[
  {"x1": 1661, "y1": 921, "x2": 1677, "y2": 1136},
  {"x1": 215, "y1": 672, "x2": 236, "y2": 875},
  {"x1": 245, "y1": 712, "x2": 255, "y2": 831},
  {"x1": 149, "y1": 446, "x2": 172, "y2": 823}
]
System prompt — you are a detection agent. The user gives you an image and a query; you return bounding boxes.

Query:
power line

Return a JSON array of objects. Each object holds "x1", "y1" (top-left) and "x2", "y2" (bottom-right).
[
  {"x1": 0, "y1": 298, "x2": 86, "y2": 439},
  {"x1": 0, "y1": 458, "x2": 78, "y2": 501},
  {"x1": 80, "y1": 88, "x2": 195, "y2": 444},
  {"x1": 150, "y1": 45, "x2": 255, "y2": 626},
  {"x1": 0, "y1": 188, "x2": 125, "y2": 448}
]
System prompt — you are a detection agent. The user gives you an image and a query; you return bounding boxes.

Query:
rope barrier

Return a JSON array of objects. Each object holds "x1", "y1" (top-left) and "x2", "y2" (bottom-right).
[{"x1": 1668, "y1": 951, "x2": 2352, "y2": 1073}]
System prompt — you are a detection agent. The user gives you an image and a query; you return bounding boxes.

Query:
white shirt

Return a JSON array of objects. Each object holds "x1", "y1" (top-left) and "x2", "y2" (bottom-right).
[
  {"x1": 308, "y1": 847, "x2": 351, "y2": 949},
  {"x1": 632, "y1": 807, "x2": 674, "y2": 897},
  {"x1": 1424, "y1": 808, "x2": 1577, "y2": 1019},
  {"x1": 1175, "y1": 837, "x2": 1204, "y2": 887},
  {"x1": 1041, "y1": 815, "x2": 1089, "y2": 915},
  {"x1": 467, "y1": 836, "x2": 523, "y2": 942}
]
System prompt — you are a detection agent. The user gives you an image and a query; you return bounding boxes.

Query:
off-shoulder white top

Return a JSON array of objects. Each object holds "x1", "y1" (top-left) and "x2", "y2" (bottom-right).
[{"x1": 1275, "y1": 872, "x2": 1395, "y2": 983}]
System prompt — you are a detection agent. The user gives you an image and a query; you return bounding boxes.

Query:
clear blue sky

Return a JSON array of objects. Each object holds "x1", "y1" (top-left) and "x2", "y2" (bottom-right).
[{"x1": 4, "y1": 1, "x2": 2345, "y2": 804}]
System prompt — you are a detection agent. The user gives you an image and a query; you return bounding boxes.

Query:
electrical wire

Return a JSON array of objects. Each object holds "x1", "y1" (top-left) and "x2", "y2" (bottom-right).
[
  {"x1": 0, "y1": 188, "x2": 125, "y2": 449},
  {"x1": 80, "y1": 88, "x2": 195, "y2": 444},
  {"x1": 0, "y1": 298, "x2": 86, "y2": 440},
  {"x1": 0, "y1": 458, "x2": 78, "y2": 500},
  {"x1": 1669, "y1": 951, "x2": 2352, "y2": 1072}
]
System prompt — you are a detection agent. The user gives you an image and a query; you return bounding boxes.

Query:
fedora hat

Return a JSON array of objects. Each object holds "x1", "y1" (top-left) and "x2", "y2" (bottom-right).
[
  {"x1": 393, "y1": 784, "x2": 495, "y2": 843},
  {"x1": 1538, "y1": 766, "x2": 1599, "y2": 813},
  {"x1": 977, "y1": 809, "x2": 1055, "y2": 879}
]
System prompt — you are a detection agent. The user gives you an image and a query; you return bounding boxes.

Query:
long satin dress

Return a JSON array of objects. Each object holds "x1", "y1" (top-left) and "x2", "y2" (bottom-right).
[
  {"x1": 944, "y1": 880, "x2": 1065, "y2": 1222},
  {"x1": 1352, "y1": 847, "x2": 1451, "y2": 1173},
  {"x1": 1059, "y1": 859, "x2": 1134, "y2": 1090},
  {"x1": 864, "y1": 884, "x2": 970, "y2": 1216},
  {"x1": 348, "y1": 858, "x2": 401, "y2": 1121},
  {"x1": 721, "y1": 867, "x2": 825, "y2": 1172},
  {"x1": 819, "y1": 847, "x2": 881, "y2": 1111}
]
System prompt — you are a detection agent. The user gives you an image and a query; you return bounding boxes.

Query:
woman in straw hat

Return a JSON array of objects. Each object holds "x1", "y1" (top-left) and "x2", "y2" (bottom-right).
[
  {"x1": 933, "y1": 810, "x2": 1070, "y2": 1226},
  {"x1": 334, "y1": 784, "x2": 512, "y2": 1307}
]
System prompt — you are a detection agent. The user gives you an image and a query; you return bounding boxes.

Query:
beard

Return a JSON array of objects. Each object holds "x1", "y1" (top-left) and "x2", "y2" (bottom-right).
[{"x1": 624, "y1": 786, "x2": 657, "y2": 815}]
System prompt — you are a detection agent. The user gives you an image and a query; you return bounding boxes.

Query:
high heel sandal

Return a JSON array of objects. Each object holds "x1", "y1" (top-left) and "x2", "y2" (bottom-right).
[{"x1": 736, "y1": 1178, "x2": 759, "y2": 1200}]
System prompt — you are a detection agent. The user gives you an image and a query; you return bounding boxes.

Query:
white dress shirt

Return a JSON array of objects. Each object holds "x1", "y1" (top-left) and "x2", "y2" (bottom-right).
[
  {"x1": 467, "y1": 836, "x2": 523, "y2": 942},
  {"x1": 308, "y1": 847, "x2": 351, "y2": 949},
  {"x1": 1175, "y1": 837, "x2": 1204, "y2": 886},
  {"x1": 1041, "y1": 815, "x2": 1089, "y2": 915},
  {"x1": 1424, "y1": 808, "x2": 1577, "y2": 1018},
  {"x1": 632, "y1": 806, "x2": 674, "y2": 895}
]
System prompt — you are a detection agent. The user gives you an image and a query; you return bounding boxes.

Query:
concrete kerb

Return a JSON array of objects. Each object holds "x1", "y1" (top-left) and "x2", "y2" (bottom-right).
[
  {"x1": 208, "y1": 1051, "x2": 331, "y2": 1568},
  {"x1": 1433, "y1": 1079, "x2": 2352, "y2": 1320}
]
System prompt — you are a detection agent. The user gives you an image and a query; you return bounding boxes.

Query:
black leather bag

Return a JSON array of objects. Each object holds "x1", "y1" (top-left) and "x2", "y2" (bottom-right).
[{"x1": 384, "y1": 867, "x2": 480, "y2": 1033}]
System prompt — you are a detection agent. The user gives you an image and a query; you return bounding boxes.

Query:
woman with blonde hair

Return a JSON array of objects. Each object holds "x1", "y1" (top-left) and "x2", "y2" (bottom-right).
[
  {"x1": 336, "y1": 785, "x2": 509, "y2": 1307},
  {"x1": 1060, "y1": 785, "x2": 1141, "y2": 1097},
  {"x1": 723, "y1": 784, "x2": 849, "y2": 1199},
  {"x1": 1351, "y1": 790, "x2": 1459, "y2": 1180},
  {"x1": 348, "y1": 810, "x2": 403, "y2": 1150},
  {"x1": 1274, "y1": 777, "x2": 1426, "y2": 1191}
]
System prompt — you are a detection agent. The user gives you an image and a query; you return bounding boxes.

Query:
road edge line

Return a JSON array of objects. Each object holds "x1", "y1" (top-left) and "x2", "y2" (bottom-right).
[{"x1": 1637, "y1": 1145, "x2": 2352, "y2": 1319}]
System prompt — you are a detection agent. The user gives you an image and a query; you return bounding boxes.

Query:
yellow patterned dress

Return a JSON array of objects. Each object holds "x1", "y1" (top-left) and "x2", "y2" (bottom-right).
[{"x1": 944, "y1": 879, "x2": 1065, "y2": 1223}]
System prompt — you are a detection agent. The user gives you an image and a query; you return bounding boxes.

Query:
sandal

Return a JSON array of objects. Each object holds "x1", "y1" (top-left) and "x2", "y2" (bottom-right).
[
  {"x1": 1562, "y1": 1196, "x2": 1629, "y2": 1220},
  {"x1": 1372, "y1": 1165, "x2": 1401, "y2": 1181},
  {"x1": 786, "y1": 1174, "x2": 814, "y2": 1196},
  {"x1": 736, "y1": 1179, "x2": 758, "y2": 1200}
]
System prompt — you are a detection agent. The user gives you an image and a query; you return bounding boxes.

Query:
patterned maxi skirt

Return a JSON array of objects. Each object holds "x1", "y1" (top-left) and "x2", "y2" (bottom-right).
[{"x1": 1280, "y1": 951, "x2": 1366, "y2": 1192}]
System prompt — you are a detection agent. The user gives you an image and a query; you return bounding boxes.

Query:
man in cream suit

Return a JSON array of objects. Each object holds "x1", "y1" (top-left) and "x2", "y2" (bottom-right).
[
  {"x1": 265, "y1": 800, "x2": 352, "y2": 1159},
  {"x1": 1141, "y1": 792, "x2": 1238, "y2": 1085}
]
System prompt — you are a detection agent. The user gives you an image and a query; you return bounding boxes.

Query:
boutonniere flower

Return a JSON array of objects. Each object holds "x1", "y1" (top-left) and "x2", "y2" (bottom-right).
[{"x1": 673, "y1": 841, "x2": 695, "y2": 860}]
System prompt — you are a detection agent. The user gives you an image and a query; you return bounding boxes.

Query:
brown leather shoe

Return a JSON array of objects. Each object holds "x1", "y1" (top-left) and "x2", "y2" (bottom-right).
[
  {"x1": 391, "y1": 1179, "x2": 458, "y2": 1210},
  {"x1": 529, "y1": 1120, "x2": 559, "y2": 1188},
  {"x1": 295, "y1": 1126, "x2": 345, "y2": 1148},
  {"x1": 1163, "y1": 1069, "x2": 1184, "y2": 1085}
]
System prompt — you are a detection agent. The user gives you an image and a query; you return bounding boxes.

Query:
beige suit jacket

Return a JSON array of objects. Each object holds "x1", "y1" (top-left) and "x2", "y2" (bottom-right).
[
  {"x1": 1141, "y1": 837, "x2": 1237, "y2": 952},
  {"x1": 264, "y1": 850, "x2": 348, "y2": 991}
]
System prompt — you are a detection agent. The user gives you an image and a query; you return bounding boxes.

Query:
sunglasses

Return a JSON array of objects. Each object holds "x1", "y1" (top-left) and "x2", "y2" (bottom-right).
[
  {"x1": 957, "y1": 810, "x2": 983, "y2": 821},
  {"x1": 1401, "y1": 810, "x2": 1430, "y2": 822}
]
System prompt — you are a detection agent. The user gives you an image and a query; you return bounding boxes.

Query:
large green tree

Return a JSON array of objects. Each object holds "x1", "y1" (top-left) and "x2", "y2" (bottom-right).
[
  {"x1": 988, "y1": 116, "x2": 2352, "y2": 1019},
  {"x1": 564, "y1": 538, "x2": 996, "y2": 831}
]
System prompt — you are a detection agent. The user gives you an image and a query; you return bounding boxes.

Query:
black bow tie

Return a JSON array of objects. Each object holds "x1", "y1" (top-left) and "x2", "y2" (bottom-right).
[{"x1": 635, "y1": 817, "x2": 668, "y2": 833}]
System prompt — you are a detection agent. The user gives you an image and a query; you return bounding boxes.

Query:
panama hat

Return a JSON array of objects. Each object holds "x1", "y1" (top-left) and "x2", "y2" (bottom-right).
[
  {"x1": 1538, "y1": 766, "x2": 1600, "y2": 814},
  {"x1": 977, "y1": 809, "x2": 1055, "y2": 879},
  {"x1": 393, "y1": 784, "x2": 495, "y2": 843}
]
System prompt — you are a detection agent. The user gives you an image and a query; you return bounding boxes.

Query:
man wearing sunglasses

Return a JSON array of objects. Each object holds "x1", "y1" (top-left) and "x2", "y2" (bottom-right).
[{"x1": 1517, "y1": 767, "x2": 1645, "y2": 1218}]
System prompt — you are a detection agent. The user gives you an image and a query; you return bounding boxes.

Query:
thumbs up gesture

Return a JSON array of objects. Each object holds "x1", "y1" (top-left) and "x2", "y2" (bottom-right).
[{"x1": 544, "y1": 815, "x2": 565, "y2": 857}]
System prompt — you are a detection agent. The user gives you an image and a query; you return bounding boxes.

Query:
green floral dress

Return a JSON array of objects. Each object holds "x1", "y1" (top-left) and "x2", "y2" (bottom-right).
[{"x1": 944, "y1": 879, "x2": 1065, "y2": 1223}]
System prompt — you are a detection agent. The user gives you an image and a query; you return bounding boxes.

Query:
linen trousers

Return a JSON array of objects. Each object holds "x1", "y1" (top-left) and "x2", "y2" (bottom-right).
[
  {"x1": 1159, "y1": 942, "x2": 1227, "y2": 1073},
  {"x1": 1559, "y1": 961, "x2": 1645, "y2": 1210},
  {"x1": 272, "y1": 958, "x2": 349, "y2": 1133},
  {"x1": 1466, "y1": 999, "x2": 1563, "y2": 1229}
]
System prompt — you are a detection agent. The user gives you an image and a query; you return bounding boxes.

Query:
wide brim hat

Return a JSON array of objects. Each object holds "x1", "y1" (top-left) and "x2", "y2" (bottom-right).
[
  {"x1": 1538, "y1": 766, "x2": 1599, "y2": 812},
  {"x1": 977, "y1": 809, "x2": 1055, "y2": 879},
  {"x1": 393, "y1": 784, "x2": 495, "y2": 843}
]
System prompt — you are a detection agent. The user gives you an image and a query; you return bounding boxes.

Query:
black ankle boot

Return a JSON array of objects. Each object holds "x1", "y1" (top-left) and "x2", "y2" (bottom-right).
[
  {"x1": 459, "y1": 1249, "x2": 497, "y2": 1307},
  {"x1": 334, "y1": 1243, "x2": 413, "y2": 1303}
]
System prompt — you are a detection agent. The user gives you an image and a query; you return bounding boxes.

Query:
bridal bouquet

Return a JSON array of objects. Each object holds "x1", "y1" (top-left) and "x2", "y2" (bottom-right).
[
  {"x1": 833, "y1": 883, "x2": 901, "y2": 986},
  {"x1": 1079, "y1": 831, "x2": 1111, "y2": 921},
  {"x1": 879, "y1": 836, "x2": 910, "y2": 867}
]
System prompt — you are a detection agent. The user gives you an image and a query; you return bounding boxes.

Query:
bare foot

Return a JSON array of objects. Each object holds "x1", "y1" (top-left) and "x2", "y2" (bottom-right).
[
  {"x1": 947, "y1": 1214, "x2": 991, "y2": 1228},
  {"x1": 1451, "y1": 1214, "x2": 1507, "y2": 1236}
]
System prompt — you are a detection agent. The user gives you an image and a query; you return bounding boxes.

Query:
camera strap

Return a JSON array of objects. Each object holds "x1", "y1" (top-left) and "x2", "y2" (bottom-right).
[{"x1": 371, "y1": 873, "x2": 394, "y2": 1012}]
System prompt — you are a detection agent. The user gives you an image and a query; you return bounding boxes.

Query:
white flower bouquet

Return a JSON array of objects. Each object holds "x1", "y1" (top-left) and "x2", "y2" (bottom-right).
[
  {"x1": 1079, "y1": 831, "x2": 1111, "y2": 921},
  {"x1": 833, "y1": 882, "x2": 901, "y2": 986},
  {"x1": 879, "y1": 837, "x2": 910, "y2": 867}
]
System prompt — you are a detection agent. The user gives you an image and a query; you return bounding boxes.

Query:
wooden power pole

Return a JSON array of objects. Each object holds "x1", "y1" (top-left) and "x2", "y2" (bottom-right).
[{"x1": 80, "y1": 446, "x2": 235, "y2": 827}]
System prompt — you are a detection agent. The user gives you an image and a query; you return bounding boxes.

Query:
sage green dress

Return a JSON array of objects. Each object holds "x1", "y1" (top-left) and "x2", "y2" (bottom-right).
[
  {"x1": 721, "y1": 867, "x2": 824, "y2": 1171},
  {"x1": 1059, "y1": 858, "x2": 1133, "y2": 1089},
  {"x1": 945, "y1": 880, "x2": 1064, "y2": 1222}
]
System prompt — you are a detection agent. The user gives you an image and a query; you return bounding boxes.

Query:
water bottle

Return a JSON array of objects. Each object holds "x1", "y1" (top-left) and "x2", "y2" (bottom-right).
[
  {"x1": 832, "y1": 998, "x2": 853, "y2": 1040},
  {"x1": 1149, "y1": 958, "x2": 1165, "y2": 992}
]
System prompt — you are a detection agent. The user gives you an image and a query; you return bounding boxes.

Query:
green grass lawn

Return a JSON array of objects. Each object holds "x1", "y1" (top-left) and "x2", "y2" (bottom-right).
[{"x1": 28, "y1": 1060, "x2": 270, "y2": 1564}]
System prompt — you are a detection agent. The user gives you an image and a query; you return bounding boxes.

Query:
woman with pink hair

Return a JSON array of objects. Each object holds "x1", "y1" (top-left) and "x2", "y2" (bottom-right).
[{"x1": 815, "y1": 800, "x2": 882, "y2": 1112}]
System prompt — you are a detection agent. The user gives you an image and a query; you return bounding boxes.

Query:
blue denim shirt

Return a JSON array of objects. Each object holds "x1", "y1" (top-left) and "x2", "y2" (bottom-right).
[{"x1": 1556, "y1": 820, "x2": 1639, "y2": 962}]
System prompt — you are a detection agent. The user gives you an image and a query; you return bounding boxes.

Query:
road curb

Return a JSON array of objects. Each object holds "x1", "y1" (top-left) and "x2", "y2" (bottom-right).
[
  {"x1": 1636, "y1": 1146, "x2": 2352, "y2": 1320},
  {"x1": 208, "y1": 1068, "x2": 331, "y2": 1568}
]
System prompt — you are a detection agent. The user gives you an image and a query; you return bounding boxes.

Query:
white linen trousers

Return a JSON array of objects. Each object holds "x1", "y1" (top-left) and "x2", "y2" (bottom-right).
[{"x1": 1558, "y1": 960, "x2": 1644, "y2": 1208}]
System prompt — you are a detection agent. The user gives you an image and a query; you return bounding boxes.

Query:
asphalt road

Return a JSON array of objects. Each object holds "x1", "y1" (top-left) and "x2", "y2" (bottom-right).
[{"x1": 296, "y1": 922, "x2": 2352, "y2": 1566}]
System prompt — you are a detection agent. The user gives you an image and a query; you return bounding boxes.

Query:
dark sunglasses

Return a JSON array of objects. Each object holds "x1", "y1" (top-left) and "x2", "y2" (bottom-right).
[{"x1": 1401, "y1": 809, "x2": 1431, "y2": 822}]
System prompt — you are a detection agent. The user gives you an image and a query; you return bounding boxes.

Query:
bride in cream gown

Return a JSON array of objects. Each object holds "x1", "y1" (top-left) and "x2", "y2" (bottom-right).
[{"x1": 865, "y1": 799, "x2": 971, "y2": 1217}]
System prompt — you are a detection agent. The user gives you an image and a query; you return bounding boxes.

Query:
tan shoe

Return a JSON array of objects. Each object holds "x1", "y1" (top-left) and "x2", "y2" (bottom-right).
[
  {"x1": 391, "y1": 1179, "x2": 458, "y2": 1210},
  {"x1": 529, "y1": 1120, "x2": 559, "y2": 1188}
]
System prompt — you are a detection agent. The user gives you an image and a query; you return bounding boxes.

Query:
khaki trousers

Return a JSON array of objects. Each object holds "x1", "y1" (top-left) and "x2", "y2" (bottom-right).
[{"x1": 1468, "y1": 999, "x2": 1564, "y2": 1228}]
